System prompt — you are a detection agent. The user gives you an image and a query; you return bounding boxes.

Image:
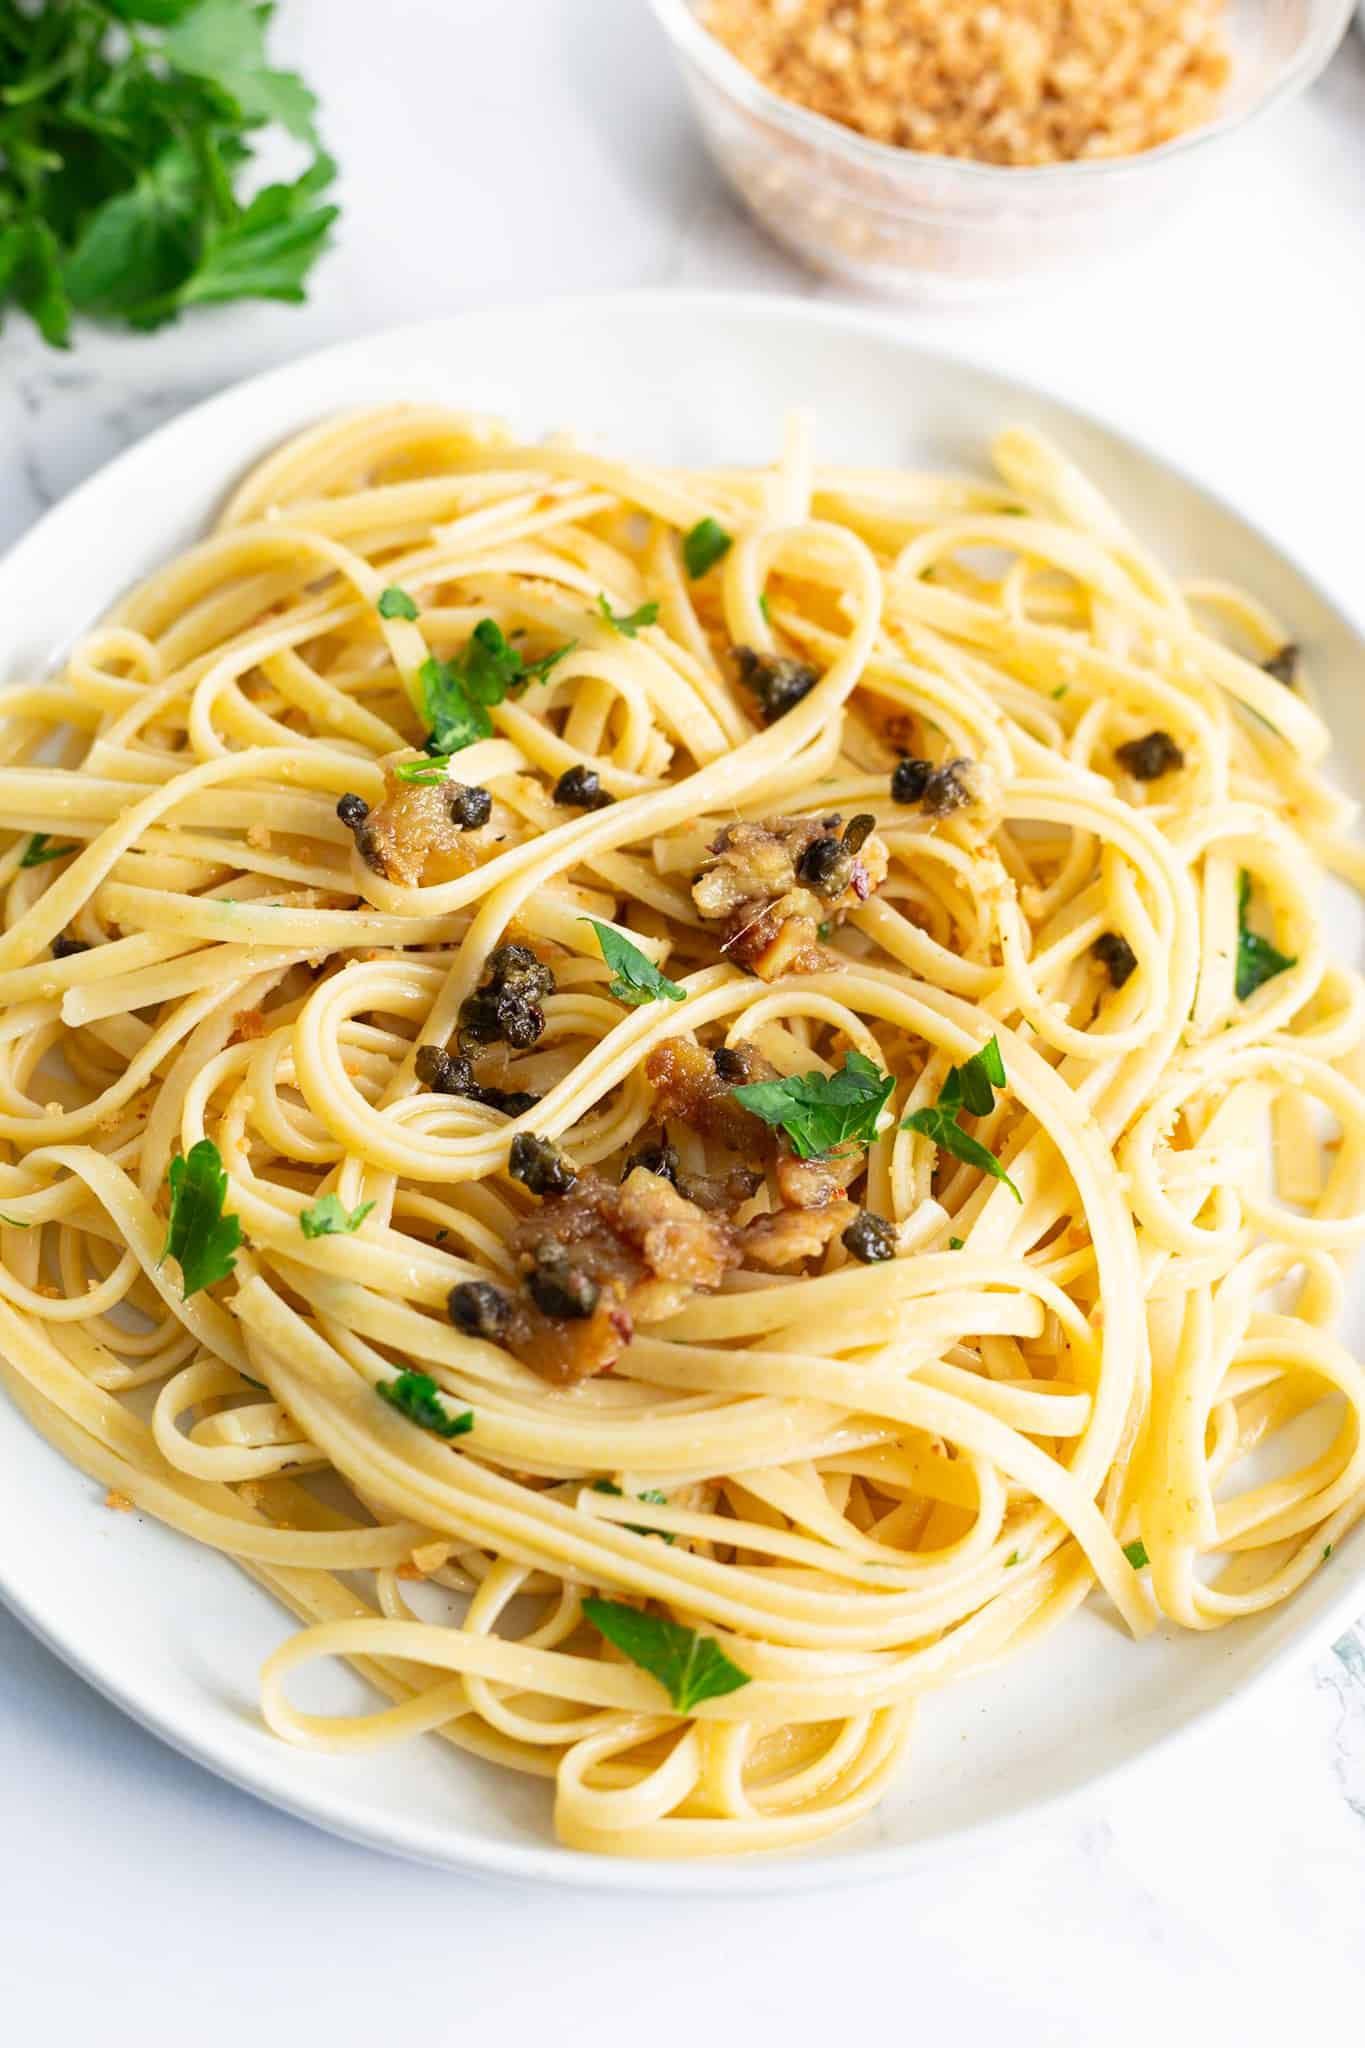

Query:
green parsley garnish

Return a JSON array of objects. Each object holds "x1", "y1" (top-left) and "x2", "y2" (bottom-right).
[
  {"x1": 582, "y1": 1597, "x2": 750, "y2": 1712},
  {"x1": 160, "y1": 1138, "x2": 242, "y2": 1299},
  {"x1": 0, "y1": 1213, "x2": 31, "y2": 1228},
  {"x1": 376, "y1": 1370, "x2": 473, "y2": 1440},
  {"x1": 816, "y1": 920, "x2": 832, "y2": 940},
  {"x1": 0, "y1": 0, "x2": 337, "y2": 348},
  {"x1": 393, "y1": 758, "x2": 453, "y2": 785},
  {"x1": 582, "y1": 919, "x2": 686, "y2": 1007},
  {"x1": 1323, "y1": 1543, "x2": 1334, "y2": 1562},
  {"x1": 590, "y1": 1480, "x2": 676, "y2": 1543},
  {"x1": 596, "y1": 594, "x2": 659, "y2": 638},
  {"x1": 1123, "y1": 1539, "x2": 1149, "y2": 1570},
  {"x1": 1050, "y1": 684, "x2": 1069, "y2": 700},
  {"x1": 1005, "y1": 1551, "x2": 1020, "y2": 1567},
  {"x1": 299, "y1": 1193, "x2": 375, "y2": 1239},
  {"x1": 419, "y1": 618, "x2": 576, "y2": 755},
  {"x1": 378, "y1": 585, "x2": 420, "y2": 621},
  {"x1": 1235, "y1": 871, "x2": 1295, "y2": 1001},
  {"x1": 19, "y1": 833, "x2": 78, "y2": 868},
  {"x1": 948, "y1": 1236, "x2": 964, "y2": 1250},
  {"x1": 902, "y1": 1036, "x2": 1021, "y2": 1202},
  {"x1": 682, "y1": 517, "x2": 732, "y2": 580},
  {"x1": 733, "y1": 1048, "x2": 894, "y2": 1161},
  {"x1": 758, "y1": 592, "x2": 771, "y2": 623}
]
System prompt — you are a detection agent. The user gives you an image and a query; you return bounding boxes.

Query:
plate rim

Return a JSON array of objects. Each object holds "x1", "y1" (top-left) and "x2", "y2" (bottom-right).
[{"x1": 2, "y1": 285, "x2": 1363, "y2": 1893}]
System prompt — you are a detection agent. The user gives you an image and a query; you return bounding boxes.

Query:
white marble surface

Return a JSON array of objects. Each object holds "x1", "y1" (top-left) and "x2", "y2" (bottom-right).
[{"x1": 3, "y1": 2, "x2": 1365, "y2": 2037}]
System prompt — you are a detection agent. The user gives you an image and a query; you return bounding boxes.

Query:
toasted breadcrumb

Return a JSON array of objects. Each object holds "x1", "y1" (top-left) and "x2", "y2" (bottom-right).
[
  {"x1": 104, "y1": 1489, "x2": 133, "y2": 1512},
  {"x1": 704, "y1": 1, "x2": 1229, "y2": 167}
]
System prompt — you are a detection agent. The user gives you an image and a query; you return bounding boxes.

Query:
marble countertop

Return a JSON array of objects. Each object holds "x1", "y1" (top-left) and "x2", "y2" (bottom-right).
[{"x1": 3, "y1": 3, "x2": 1365, "y2": 2037}]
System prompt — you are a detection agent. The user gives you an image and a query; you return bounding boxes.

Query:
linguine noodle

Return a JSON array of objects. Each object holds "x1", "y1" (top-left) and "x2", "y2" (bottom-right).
[{"x1": 1, "y1": 404, "x2": 1363, "y2": 1859}]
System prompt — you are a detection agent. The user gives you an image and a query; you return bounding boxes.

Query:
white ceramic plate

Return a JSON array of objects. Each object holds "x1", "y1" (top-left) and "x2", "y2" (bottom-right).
[{"x1": 2, "y1": 292, "x2": 1364, "y2": 1892}]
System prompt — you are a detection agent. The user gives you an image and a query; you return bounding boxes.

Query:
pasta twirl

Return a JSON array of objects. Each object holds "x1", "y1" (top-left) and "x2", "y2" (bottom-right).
[{"x1": 1, "y1": 404, "x2": 1362, "y2": 1859}]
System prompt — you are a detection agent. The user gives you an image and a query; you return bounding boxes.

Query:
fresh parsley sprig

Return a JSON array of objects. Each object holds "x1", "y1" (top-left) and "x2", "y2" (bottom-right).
[
  {"x1": 160, "y1": 1138, "x2": 242, "y2": 1298},
  {"x1": 581, "y1": 919, "x2": 686, "y2": 1007},
  {"x1": 299, "y1": 1193, "x2": 375, "y2": 1239},
  {"x1": 376, "y1": 1370, "x2": 473, "y2": 1440},
  {"x1": 582, "y1": 1597, "x2": 750, "y2": 1712},
  {"x1": 420, "y1": 619, "x2": 576, "y2": 755},
  {"x1": 378, "y1": 586, "x2": 420, "y2": 621},
  {"x1": 732, "y1": 1048, "x2": 893, "y2": 1161},
  {"x1": 1235, "y1": 871, "x2": 1295, "y2": 1001},
  {"x1": 596, "y1": 594, "x2": 659, "y2": 638},
  {"x1": 18, "y1": 833, "x2": 78, "y2": 868},
  {"x1": 902, "y1": 1036, "x2": 1021, "y2": 1202},
  {"x1": 590, "y1": 1480, "x2": 676, "y2": 1544},
  {"x1": 0, "y1": 0, "x2": 338, "y2": 346},
  {"x1": 682, "y1": 518, "x2": 732, "y2": 579}
]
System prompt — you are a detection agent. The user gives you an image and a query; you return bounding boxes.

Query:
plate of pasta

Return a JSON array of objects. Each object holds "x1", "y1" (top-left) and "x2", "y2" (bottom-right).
[{"x1": 2, "y1": 292, "x2": 1364, "y2": 1886}]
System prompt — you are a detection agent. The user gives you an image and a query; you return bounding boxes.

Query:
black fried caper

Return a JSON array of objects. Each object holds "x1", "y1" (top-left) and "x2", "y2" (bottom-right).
[
  {"x1": 553, "y1": 764, "x2": 612, "y2": 809},
  {"x1": 732, "y1": 646, "x2": 820, "y2": 723},
  {"x1": 623, "y1": 1138, "x2": 680, "y2": 1184},
  {"x1": 921, "y1": 759, "x2": 976, "y2": 816},
  {"x1": 891, "y1": 757, "x2": 933, "y2": 805},
  {"x1": 415, "y1": 1043, "x2": 474, "y2": 1093},
  {"x1": 336, "y1": 791, "x2": 386, "y2": 874},
  {"x1": 841, "y1": 813, "x2": 876, "y2": 855},
  {"x1": 448, "y1": 783, "x2": 492, "y2": 830},
  {"x1": 486, "y1": 945, "x2": 555, "y2": 999},
  {"x1": 51, "y1": 933, "x2": 89, "y2": 959},
  {"x1": 1115, "y1": 731, "x2": 1183, "y2": 781},
  {"x1": 458, "y1": 945, "x2": 556, "y2": 1050},
  {"x1": 712, "y1": 1044, "x2": 753, "y2": 1083},
  {"x1": 1093, "y1": 932, "x2": 1138, "y2": 989},
  {"x1": 448, "y1": 1279, "x2": 513, "y2": 1341},
  {"x1": 841, "y1": 1211, "x2": 898, "y2": 1264},
  {"x1": 796, "y1": 832, "x2": 854, "y2": 897},
  {"x1": 476, "y1": 1086, "x2": 541, "y2": 1117},
  {"x1": 509, "y1": 1133, "x2": 577, "y2": 1198},
  {"x1": 526, "y1": 1247, "x2": 599, "y2": 1319},
  {"x1": 1263, "y1": 643, "x2": 1300, "y2": 687}
]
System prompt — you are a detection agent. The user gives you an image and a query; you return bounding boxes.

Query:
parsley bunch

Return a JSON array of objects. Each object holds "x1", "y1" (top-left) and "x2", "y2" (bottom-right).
[{"x1": 0, "y1": 0, "x2": 337, "y2": 346}]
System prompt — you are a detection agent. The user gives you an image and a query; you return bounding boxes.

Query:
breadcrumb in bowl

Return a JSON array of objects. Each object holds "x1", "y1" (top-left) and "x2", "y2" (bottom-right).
[{"x1": 649, "y1": 0, "x2": 1353, "y2": 298}]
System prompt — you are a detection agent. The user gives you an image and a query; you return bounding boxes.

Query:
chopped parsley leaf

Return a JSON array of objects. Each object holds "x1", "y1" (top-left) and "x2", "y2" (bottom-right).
[
  {"x1": 682, "y1": 517, "x2": 732, "y2": 580},
  {"x1": 1050, "y1": 684, "x2": 1069, "y2": 700},
  {"x1": 1005, "y1": 1551, "x2": 1020, "y2": 1566},
  {"x1": 1323, "y1": 1543, "x2": 1334, "y2": 1562},
  {"x1": 299, "y1": 1193, "x2": 375, "y2": 1239},
  {"x1": 19, "y1": 833, "x2": 78, "y2": 868},
  {"x1": 758, "y1": 592, "x2": 771, "y2": 623},
  {"x1": 948, "y1": 1236, "x2": 964, "y2": 1250},
  {"x1": 378, "y1": 585, "x2": 420, "y2": 621},
  {"x1": 596, "y1": 594, "x2": 659, "y2": 638},
  {"x1": 1123, "y1": 1539, "x2": 1149, "y2": 1570},
  {"x1": 0, "y1": 1213, "x2": 31, "y2": 1228},
  {"x1": 733, "y1": 1048, "x2": 894, "y2": 1161},
  {"x1": 582, "y1": 1597, "x2": 750, "y2": 1712},
  {"x1": 902, "y1": 1035, "x2": 1021, "y2": 1202},
  {"x1": 420, "y1": 619, "x2": 576, "y2": 754},
  {"x1": 394, "y1": 757, "x2": 453, "y2": 784},
  {"x1": 1236, "y1": 871, "x2": 1295, "y2": 1001},
  {"x1": 160, "y1": 1138, "x2": 242, "y2": 1298},
  {"x1": 582, "y1": 919, "x2": 686, "y2": 1007},
  {"x1": 590, "y1": 1480, "x2": 677, "y2": 1543},
  {"x1": 376, "y1": 1370, "x2": 472, "y2": 1439}
]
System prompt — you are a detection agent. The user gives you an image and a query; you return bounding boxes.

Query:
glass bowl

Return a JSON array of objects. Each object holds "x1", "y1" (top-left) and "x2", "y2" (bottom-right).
[{"x1": 650, "y1": 0, "x2": 1354, "y2": 300}]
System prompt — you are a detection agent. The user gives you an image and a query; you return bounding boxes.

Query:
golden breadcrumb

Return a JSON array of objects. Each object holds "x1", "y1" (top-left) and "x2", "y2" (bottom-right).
[{"x1": 703, "y1": 0, "x2": 1229, "y2": 166}]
